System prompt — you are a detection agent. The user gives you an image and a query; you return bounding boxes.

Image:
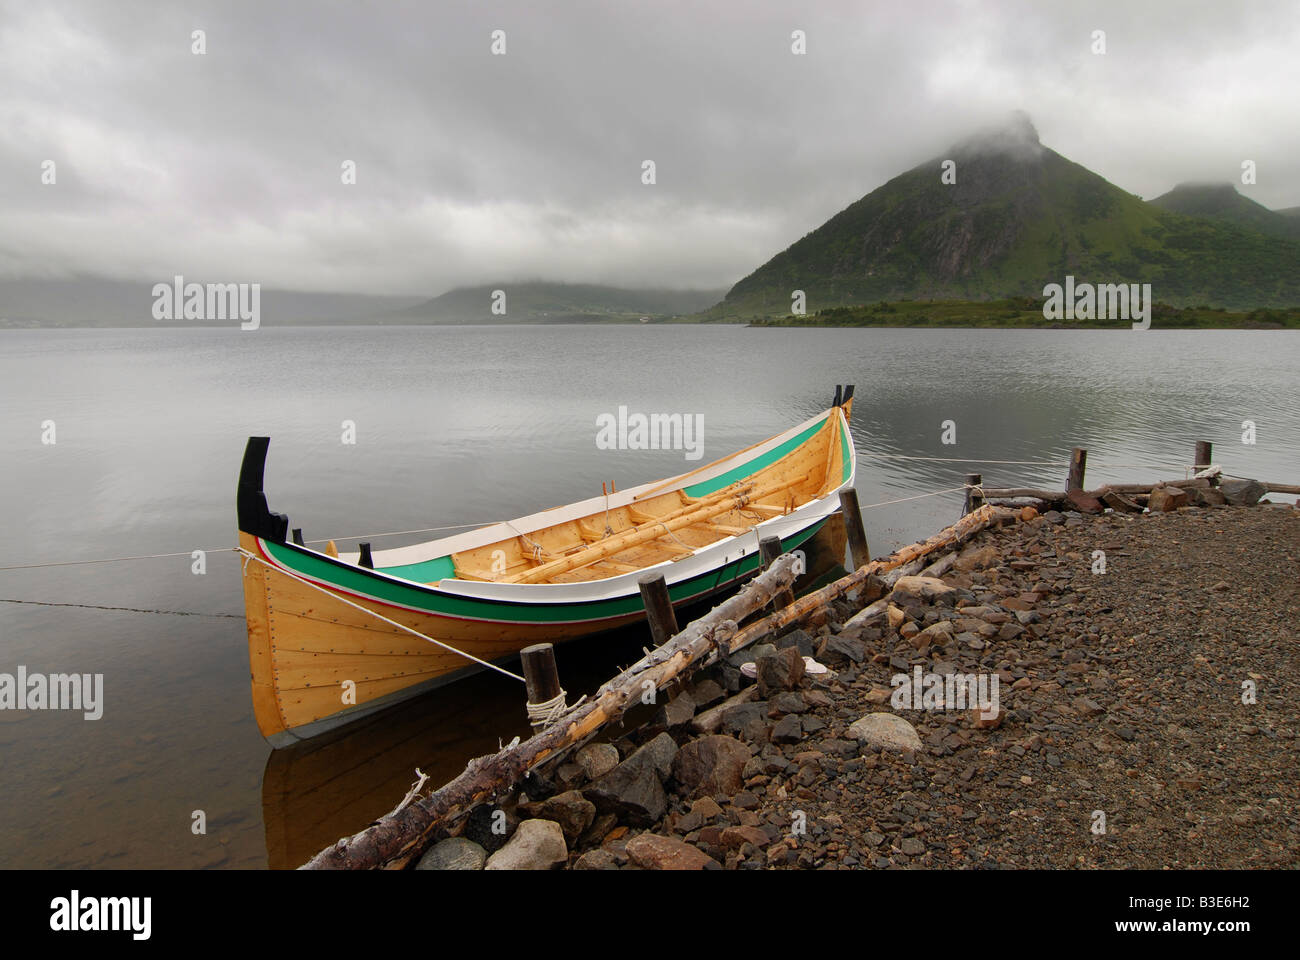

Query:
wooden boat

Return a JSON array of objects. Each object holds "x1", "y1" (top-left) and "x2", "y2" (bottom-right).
[{"x1": 237, "y1": 386, "x2": 857, "y2": 747}]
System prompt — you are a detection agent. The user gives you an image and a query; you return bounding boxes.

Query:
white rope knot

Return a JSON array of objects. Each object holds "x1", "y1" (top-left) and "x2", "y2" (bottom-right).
[{"x1": 525, "y1": 689, "x2": 572, "y2": 729}]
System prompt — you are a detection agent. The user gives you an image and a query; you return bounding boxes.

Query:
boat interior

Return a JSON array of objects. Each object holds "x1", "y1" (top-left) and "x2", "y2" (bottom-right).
[{"x1": 445, "y1": 408, "x2": 849, "y2": 586}]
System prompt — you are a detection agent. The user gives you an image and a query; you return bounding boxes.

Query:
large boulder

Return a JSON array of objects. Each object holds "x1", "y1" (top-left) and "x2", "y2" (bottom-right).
[
  {"x1": 672, "y1": 734, "x2": 751, "y2": 798},
  {"x1": 583, "y1": 737, "x2": 671, "y2": 825},
  {"x1": 484, "y1": 819, "x2": 567, "y2": 870},
  {"x1": 1219, "y1": 478, "x2": 1266, "y2": 506},
  {"x1": 625, "y1": 833, "x2": 717, "y2": 870},
  {"x1": 1147, "y1": 485, "x2": 1188, "y2": 512},
  {"x1": 847, "y1": 713, "x2": 923, "y2": 753},
  {"x1": 415, "y1": 837, "x2": 486, "y2": 871}
]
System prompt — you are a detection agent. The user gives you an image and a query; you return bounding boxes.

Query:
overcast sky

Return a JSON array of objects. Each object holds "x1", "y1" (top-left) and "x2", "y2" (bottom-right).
[{"x1": 3, "y1": 0, "x2": 1298, "y2": 296}]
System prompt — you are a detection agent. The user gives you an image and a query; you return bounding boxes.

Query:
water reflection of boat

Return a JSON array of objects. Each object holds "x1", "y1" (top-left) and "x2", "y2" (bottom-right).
[
  {"x1": 237, "y1": 390, "x2": 856, "y2": 747},
  {"x1": 261, "y1": 519, "x2": 848, "y2": 868}
]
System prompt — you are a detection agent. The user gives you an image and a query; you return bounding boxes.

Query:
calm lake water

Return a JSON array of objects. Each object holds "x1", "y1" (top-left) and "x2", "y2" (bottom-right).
[{"x1": 1, "y1": 324, "x2": 1298, "y2": 868}]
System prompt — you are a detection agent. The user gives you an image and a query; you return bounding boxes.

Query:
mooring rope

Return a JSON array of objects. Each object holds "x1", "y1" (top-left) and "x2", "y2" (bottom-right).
[
  {"x1": 525, "y1": 690, "x2": 585, "y2": 729},
  {"x1": 0, "y1": 547, "x2": 238, "y2": 572},
  {"x1": 0, "y1": 597, "x2": 242, "y2": 618},
  {"x1": 237, "y1": 547, "x2": 526, "y2": 683}
]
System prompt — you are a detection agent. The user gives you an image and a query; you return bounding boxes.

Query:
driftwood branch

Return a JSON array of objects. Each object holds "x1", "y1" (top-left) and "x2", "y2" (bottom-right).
[
  {"x1": 720, "y1": 504, "x2": 1019, "y2": 656},
  {"x1": 301, "y1": 554, "x2": 803, "y2": 870},
  {"x1": 980, "y1": 478, "x2": 1212, "y2": 500}
]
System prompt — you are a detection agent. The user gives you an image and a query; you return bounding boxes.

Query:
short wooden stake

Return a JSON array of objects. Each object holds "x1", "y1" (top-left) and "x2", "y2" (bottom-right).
[
  {"x1": 759, "y1": 536, "x2": 796, "y2": 610},
  {"x1": 291, "y1": 528, "x2": 305, "y2": 546},
  {"x1": 638, "y1": 572, "x2": 679, "y2": 647},
  {"x1": 520, "y1": 643, "x2": 562, "y2": 726},
  {"x1": 839, "y1": 487, "x2": 871, "y2": 570},
  {"x1": 1067, "y1": 448, "x2": 1087, "y2": 491},
  {"x1": 1194, "y1": 440, "x2": 1212, "y2": 475},
  {"x1": 963, "y1": 473, "x2": 983, "y2": 516},
  {"x1": 358, "y1": 542, "x2": 374, "y2": 568}
]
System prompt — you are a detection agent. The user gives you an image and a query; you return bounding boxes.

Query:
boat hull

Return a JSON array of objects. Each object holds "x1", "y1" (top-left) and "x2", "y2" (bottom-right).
[{"x1": 240, "y1": 517, "x2": 829, "y2": 746}]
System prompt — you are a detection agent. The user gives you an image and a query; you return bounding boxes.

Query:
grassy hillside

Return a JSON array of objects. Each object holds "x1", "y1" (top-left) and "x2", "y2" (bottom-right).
[
  {"x1": 702, "y1": 120, "x2": 1300, "y2": 320},
  {"x1": 748, "y1": 297, "x2": 1300, "y2": 329},
  {"x1": 1149, "y1": 183, "x2": 1300, "y2": 241}
]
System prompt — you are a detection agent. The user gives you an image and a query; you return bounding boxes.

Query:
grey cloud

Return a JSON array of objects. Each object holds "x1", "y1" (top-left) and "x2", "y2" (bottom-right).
[{"x1": 1, "y1": 0, "x2": 1297, "y2": 294}]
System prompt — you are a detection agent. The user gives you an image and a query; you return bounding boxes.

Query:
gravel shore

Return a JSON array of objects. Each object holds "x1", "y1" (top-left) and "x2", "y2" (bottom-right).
[{"x1": 421, "y1": 502, "x2": 1300, "y2": 870}]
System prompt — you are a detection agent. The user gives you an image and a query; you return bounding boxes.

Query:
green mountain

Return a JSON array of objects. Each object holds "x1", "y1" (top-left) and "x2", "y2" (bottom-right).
[
  {"x1": 394, "y1": 282, "x2": 726, "y2": 323},
  {"x1": 1149, "y1": 183, "x2": 1300, "y2": 241},
  {"x1": 706, "y1": 115, "x2": 1300, "y2": 318}
]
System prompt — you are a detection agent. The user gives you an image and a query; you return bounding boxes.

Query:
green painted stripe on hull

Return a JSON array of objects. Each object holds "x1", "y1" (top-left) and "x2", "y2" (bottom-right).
[
  {"x1": 375, "y1": 554, "x2": 455, "y2": 583},
  {"x1": 260, "y1": 519, "x2": 827, "y2": 625},
  {"x1": 839, "y1": 414, "x2": 852, "y2": 482}
]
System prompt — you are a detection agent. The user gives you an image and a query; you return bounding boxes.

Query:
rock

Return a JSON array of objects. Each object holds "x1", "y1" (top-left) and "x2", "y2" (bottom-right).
[
  {"x1": 899, "y1": 837, "x2": 925, "y2": 856},
  {"x1": 771, "y1": 715, "x2": 803, "y2": 744},
  {"x1": 731, "y1": 642, "x2": 776, "y2": 669},
  {"x1": 825, "y1": 634, "x2": 866, "y2": 663},
  {"x1": 1191, "y1": 487, "x2": 1227, "y2": 506},
  {"x1": 769, "y1": 691, "x2": 806, "y2": 715},
  {"x1": 1019, "y1": 506, "x2": 1038, "y2": 522},
  {"x1": 518, "y1": 790, "x2": 596, "y2": 841},
  {"x1": 893, "y1": 575, "x2": 959, "y2": 606},
  {"x1": 691, "y1": 687, "x2": 758, "y2": 735},
  {"x1": 1072, "y1": 697, "x2": 1104, "y2": 716},
  {"x1": 573, "y1": 848, "x2": 620, "y2": 870},
  {"x1": 1219, "y1": 478, "x2": 1266, "y2": 506},
  {"x1": 1043, "y1": 510, "x2": 1066, "y2": 525},
  {"x1": 887, "y1": 604, "x2": 906, "y2": 630},
  {"x1": 672, "y1": 735, "x2": 751, "y2": 798},
  {"x1": 625, "y1": 833, "x2": 716, "y2": 870},
  {"x1": 954, "y1": 545, "x2": 999, "y2": 572},
  {"x1": 720, "y1": 825, "x2": 771, "y2": 850},
  {"x1": 720, "y1": 702, "x2": 769, "y2": 741},
  {"x1": 415, "y1": 837, "x2": 487, "y2": 871},
  {"x1": 756, "y1": 646, "x2": 805, "y2": 697},
  {"x1": 575, "y1": 742, "x2": 620, "y2": 781},
  {"x1": 584, "y1": 742, "x2": 669, "y2": 825},
  {"x1": 1148, "y1": 486, "x2": 1189, "y2": 513},
  {"x1": 653, "y1": 693, "x2": 696, "y2": 730},
  {"x1": 462, "y1": 804, "x2": 517, "y2": 853},
  {"x1": 484, "y1": 819, "x2": 567, "y2": 870},
  {"x1": 916, "y1": 621, "x2": 955, "y2": 646},
  {"x1": 847, "y1": 713, "x2": 923, "y2": 752},
  {"x1": 638, "y1": 732, "x2": 680, "y2": 780},
  {"x1": 1101, "y1": 490, "x2": 1143, "y2": 513},
  {"x1": 1066, "y1": 488, "x2": 1104, "y2": 514},
  {"x1": 688, "y1": 678, "x2": 726, "y2": 709},
  {"x1": 577, "y1": 813, "x2": 618, "y2": 848},
  {"x1": 776, "y1": 629, "x2": 817, "y2": 659}
]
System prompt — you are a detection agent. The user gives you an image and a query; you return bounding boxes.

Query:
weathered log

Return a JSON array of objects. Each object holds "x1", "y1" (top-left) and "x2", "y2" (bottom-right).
[
  {"x1": 301, "y1": 554, "x2": 802, "y2": 870},
  {"x1": 719, "y1": 504, "x2": 1019, "y2": 656},
  {"x1": 981, "y1": 478, "x2": 1212, "y2": 501}
]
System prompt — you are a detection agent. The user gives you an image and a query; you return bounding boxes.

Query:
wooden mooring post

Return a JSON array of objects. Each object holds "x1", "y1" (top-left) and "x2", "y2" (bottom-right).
[
  {"x1": 758, "y1": 536, "x2": 795, "y2": 610},
  {"x1": 1194, "y1": 440, "x2": 1212, "y2": 474},
  {"x1": 1067, "y1": 448, "x2": 1087, "y2": 491},
  {"x1": 963, "y1": 473, "x2": 983, "y2": 516},
  {"x1": 637, "y1": 572, "x2": 679, "y2": 647},
  {"x1": 520, "y1": 643, "x2": 563, "y2": 728},
  {"x1": 838, "y1": 487, "x2": 871, "y2": 570}
]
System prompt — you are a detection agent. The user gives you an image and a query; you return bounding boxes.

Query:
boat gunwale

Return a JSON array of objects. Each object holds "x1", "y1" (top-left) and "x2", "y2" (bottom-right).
[{"x1": 258, "y1": 405, "x2": 855, "y2": 601}]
